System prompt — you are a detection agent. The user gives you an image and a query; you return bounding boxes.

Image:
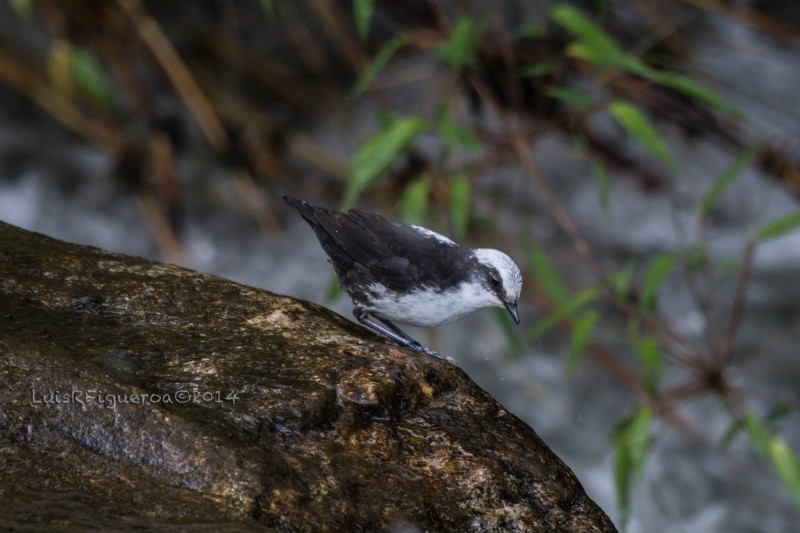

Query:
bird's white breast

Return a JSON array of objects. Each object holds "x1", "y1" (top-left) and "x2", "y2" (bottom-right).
[{"x1": 364, "y1": 281, "x2": 500, "y2": 327}]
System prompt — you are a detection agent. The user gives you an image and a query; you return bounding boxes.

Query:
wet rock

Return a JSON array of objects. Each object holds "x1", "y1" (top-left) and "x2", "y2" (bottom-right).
[{"x1": 0, "y1": 221, "x2": 616, "y2": 531}]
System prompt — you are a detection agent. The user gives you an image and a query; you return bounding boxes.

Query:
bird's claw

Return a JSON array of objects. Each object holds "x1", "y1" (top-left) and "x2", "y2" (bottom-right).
[{"x1": 387, "y1": 339, "x2": 456, "y2": 364}]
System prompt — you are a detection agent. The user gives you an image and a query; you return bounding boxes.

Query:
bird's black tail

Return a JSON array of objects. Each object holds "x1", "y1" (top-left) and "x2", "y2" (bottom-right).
[{"x1": 282, "y1": 195, "x2": 317, "y2": 219}]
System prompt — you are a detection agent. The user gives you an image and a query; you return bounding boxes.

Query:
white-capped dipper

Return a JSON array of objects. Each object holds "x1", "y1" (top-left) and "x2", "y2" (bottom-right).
[{"x1": 283, "y1": 196, "x2": 522, "y2": 361}]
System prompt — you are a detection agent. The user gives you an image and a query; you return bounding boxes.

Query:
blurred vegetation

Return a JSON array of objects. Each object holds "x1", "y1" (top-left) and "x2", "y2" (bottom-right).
[{"x1": 2, "y1": 0, "x2": 800, "y2": 527}]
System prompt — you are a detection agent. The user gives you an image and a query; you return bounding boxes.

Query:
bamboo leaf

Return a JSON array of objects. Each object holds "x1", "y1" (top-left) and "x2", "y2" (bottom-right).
[
  {"x1": 567, "y1": 310, "x2": 598, "y2": 372},
  {"x1": 400, "y1": 177, "x2": 430, "y2": 225},
  {"x1": 744, "y1": 412, "x2": 770, "y2": 457},
  {"x1": 528, "y1": 247, "x2": 571, "y2": 306},
  {"x1": 552, "y1": 6, "x2": 648, "y2": 76},
  {"x1": 523, "y1": 287, "x2": 599, "y2": 341},
  {"x1": 437, "y1": 17, "x2": 480, "y2": 73},
  {"x1": 68, "y1": 47, "x2": 114, "y2": 108},
  {"x1": 611, "y1": 261, "x2": 636, "y2": 300},
  {"x1": 719, "y1": 419, "x2": 744, "y2": 451},
  {"x1": 550, "y1": 6, "x2": 625, "y2": 66},
  {"x1": 438, "y1": 120, "x2": 480, "y2": 151},
  {"x1": 354, "y1": 0, "x2": 374, "y2": 42},
  {"x1": 652, "y1": 72, "x2": 741, "y2": 118},
  {"x1": 682, "y1": 245, "x2": 707, "y2": 276},
  {"x1": 547, "y1": 86, "x2": 592, "y2": 110},
  {"x1": 351, "y1": 34, "x2": 410, "y2": 99},
  {"x1": 614, "y1": 407, "x2": 653, "y2": 529},
  {"x1": 514, "y1": 23, "x2": 544, "y2": 39},
  {"x1": 450, "y1": 174, "x2": 471, "y2": 238},
  {"x1": 10, "y1": 0, "x2": 35, "y2": 19},
  {"x1": 520, "y1": 62, "x2": 554, "y2": 78},
  {"x1": 259, "y1": 0, "x2": 274, "y2": 19},
  {"x1": 344, "y1": 116, "x2": 426, "y2": 209},
  {"x1": 609, "y1": 100, "x2": 677, "y2": 170},
  {"x1": 699, "y1": 148, "x2": 758, "y2": 218},
  {"x1": 593, "y1": 161, "x2": 611, "y2": 214},
  {"x1": 636, "y1": 337, "x2": 665, "y2": 392},
  {"x1": 324, "y1": 275, "x2": 342, "y2": 304},
  {"x1": 753, "y1": 211, "x2": 800, "y2": 243},
  {"x1": 641, "y1": 253, "x2": 677, "y2": 310},
  {"x1": 767, "y1": 438, "x2": 800, "y2": 506}
]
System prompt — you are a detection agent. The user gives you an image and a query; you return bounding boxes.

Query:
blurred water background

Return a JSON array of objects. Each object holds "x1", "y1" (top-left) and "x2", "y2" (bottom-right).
[{"x1": 1, "y1": 1, "x2": 800, "y2": 530}]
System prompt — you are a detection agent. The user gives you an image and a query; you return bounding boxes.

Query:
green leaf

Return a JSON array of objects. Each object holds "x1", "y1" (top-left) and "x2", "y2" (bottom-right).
[
  {"x1": 636, "y1": 337, "x2": 665, "y2": 392},
  {"x1": 551, "y1": 6, "x2": 648, "y2": 76},
  {"x1": 550, "y1": 6, "x2": 624, "y2": 65},
  {"x1": 609, "y1": 100, "x2": 677, "y2": 170},
  {"x1": 519, "y1": 62, "x2": 554, "y2": 78},
  {"x1": 68, "y1": 48, "x2": 114, "y2": 109},
  {"x1": 743, "y1": 411, "x2": 800, "y2": 506},
  {"x1": 767, "y1": 438, "x2": 800, "y2": 506},
  {"x1": 437, "y1": 17, "x2": 480, "y2": 73},
  {"x1": 614, "y1": 407, "x2": 653, "y2": 529},
  {"x1": 611, "y1": 260, "x2": 636, "y2": 301},
  {"x1": 528, "y1": 247, "x2": 571, "y2": 306},
  {"x1": 354, "y1": 0, "x2": 374, "y2": 42},
  {"x1": 259, "y1": 0, "x2": 274, "y2": 19},
  {"x1": 350, "y1": 34, "x2": 410, "y2": 99},
  {"x1": 438, "y1": 121, "x2": 481, "y2": 151},
  {"x1": 400, "y1": 177, "x2": 430, "y2": 225},
  {"x1": 514, "y1": 23, "x2": 545, "y2": 39},
  {"x1": 344, "y1": 116, "x2": 426, "y2": 209},
  {"x1": 719, "y1": 418, "x2": 744, "y2": 451},
  {"x1": 493, "y1": 307, "x2": 524, "y2": 356},
  {"x1": 641, "y1": 253, "x2": 677, "y2": 310},
  {"x1": 744, "y1": 412, "x2": 770, "y2": 458},
  {"x1": 523, "y1": 287, "x2": 599, "y2": 341},
  {"x1": 547, "y1": 87, "x2": 592, "y2": 110},
  {"x1": 652, "y1": 71, "x2": 741, "y2": 118},
  {"x1": 766, "y1": 404, "x2": 793, "y2": 424},
  {"x1": 567, "y1": 310, "x2": 598, "y2": 372},
  {"x1": 753, "y1": 211, "x2": 800, "y2": 244},
  {"x1": 9, "y1": 0, "x2": 35, "y2": 19},
  {"x1": 450, "y1": 174, "x2": 471, "y2": 238},
  {"x1": 593, "y1": 161, "x2": 611, "y2": 214},
  {"x1": 324, "y1": 275, "x2": 342, "y2": 304},
  {"x1": 699, "y1": 148, "x2": 758, "y2": 218},
  {"x1": 682, "y1": 244, "x2": 707, "y2": 276}
]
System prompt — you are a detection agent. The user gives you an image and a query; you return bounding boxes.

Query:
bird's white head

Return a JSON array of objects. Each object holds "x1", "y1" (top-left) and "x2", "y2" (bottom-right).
[{"x1": 472, "y1": 248, "x2": 523, "y2": 324}]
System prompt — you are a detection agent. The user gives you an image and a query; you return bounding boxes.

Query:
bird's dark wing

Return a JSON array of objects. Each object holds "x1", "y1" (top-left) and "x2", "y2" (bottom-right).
[
  {"x1": 284, "y1": 196, "x2": 472, "y2": 292},
  {"x1": 342, "y1": 209, "x2": 473, "y2": 290}
]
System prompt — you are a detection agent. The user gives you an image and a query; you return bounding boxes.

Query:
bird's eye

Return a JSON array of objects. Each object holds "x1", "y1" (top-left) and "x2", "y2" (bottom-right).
[{"x1": 489, "y1": 274, "x2": 501, "y2": 288}]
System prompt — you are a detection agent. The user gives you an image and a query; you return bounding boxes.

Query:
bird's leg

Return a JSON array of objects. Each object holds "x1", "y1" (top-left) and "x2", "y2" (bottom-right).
[{"x1": 353, "y1": 309, "x2": 453, "y2": 362}]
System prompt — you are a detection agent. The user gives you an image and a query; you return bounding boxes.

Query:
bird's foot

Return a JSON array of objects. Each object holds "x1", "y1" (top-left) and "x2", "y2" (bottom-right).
[
  {"x1": 408, "y1": 342, "x2": 456, "y2": 364},
  {"x1": 386, "y1": 339, "x2": 455, "y2": 364}
]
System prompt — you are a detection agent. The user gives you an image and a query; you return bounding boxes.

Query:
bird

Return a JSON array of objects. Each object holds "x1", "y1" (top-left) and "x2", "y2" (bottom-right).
[{"x1": 283, "y1": 195, "x2": 522, "y2": 361}]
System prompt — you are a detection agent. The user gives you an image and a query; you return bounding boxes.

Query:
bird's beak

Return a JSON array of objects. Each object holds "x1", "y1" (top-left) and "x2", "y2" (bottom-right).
[{"x1": 505, "y1": 301, "x2": 520, "y2": 325}]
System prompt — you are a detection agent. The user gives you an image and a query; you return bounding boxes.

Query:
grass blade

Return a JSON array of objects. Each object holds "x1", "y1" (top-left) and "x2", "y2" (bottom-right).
[
  {"x1": 449, "y1": 174, "x2": 471, "y2": 238},
  {"x1": 699, "y1": 147, "x2": 758, "y2": 219},
  {"x1": 528, "y1": 247, "x2": 571, "y2": 306},
  {"x1": 567, "y1": 310, "x2": 598, "y2": 372},
  {"x1": 351, "y1": 34, "x2": 410, "y2": 99},
  {"x1": 609, "y1": 100, "x2": 677, "y2": 170},
  {"x1": 400, "y1": 177, "x2": 430, "y2": 225},
  {"x1": 768, "y1": 438, "x2": 800, "y2": 506},
  {"x1": 354, "y1": 0, "x2": 374, "y2": 42},
  {"x1": 344, "y1": 116, "x2": 426, "y2": 209},
  {"x1": 753, "y1": 211, "x2": 800, "y2": 243},
  {"x1": 614, "y1": 407, "x2": 653, "y2": 529},
  {"x1": 437, "y1": 17, "x2": 480, "y2": 73},
  {"x1": 641, "y1": 253, "x2": 677, "y2": 310},
  {"x1": 653, "y1": 71, "x2": 741, "y2": 118}
]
